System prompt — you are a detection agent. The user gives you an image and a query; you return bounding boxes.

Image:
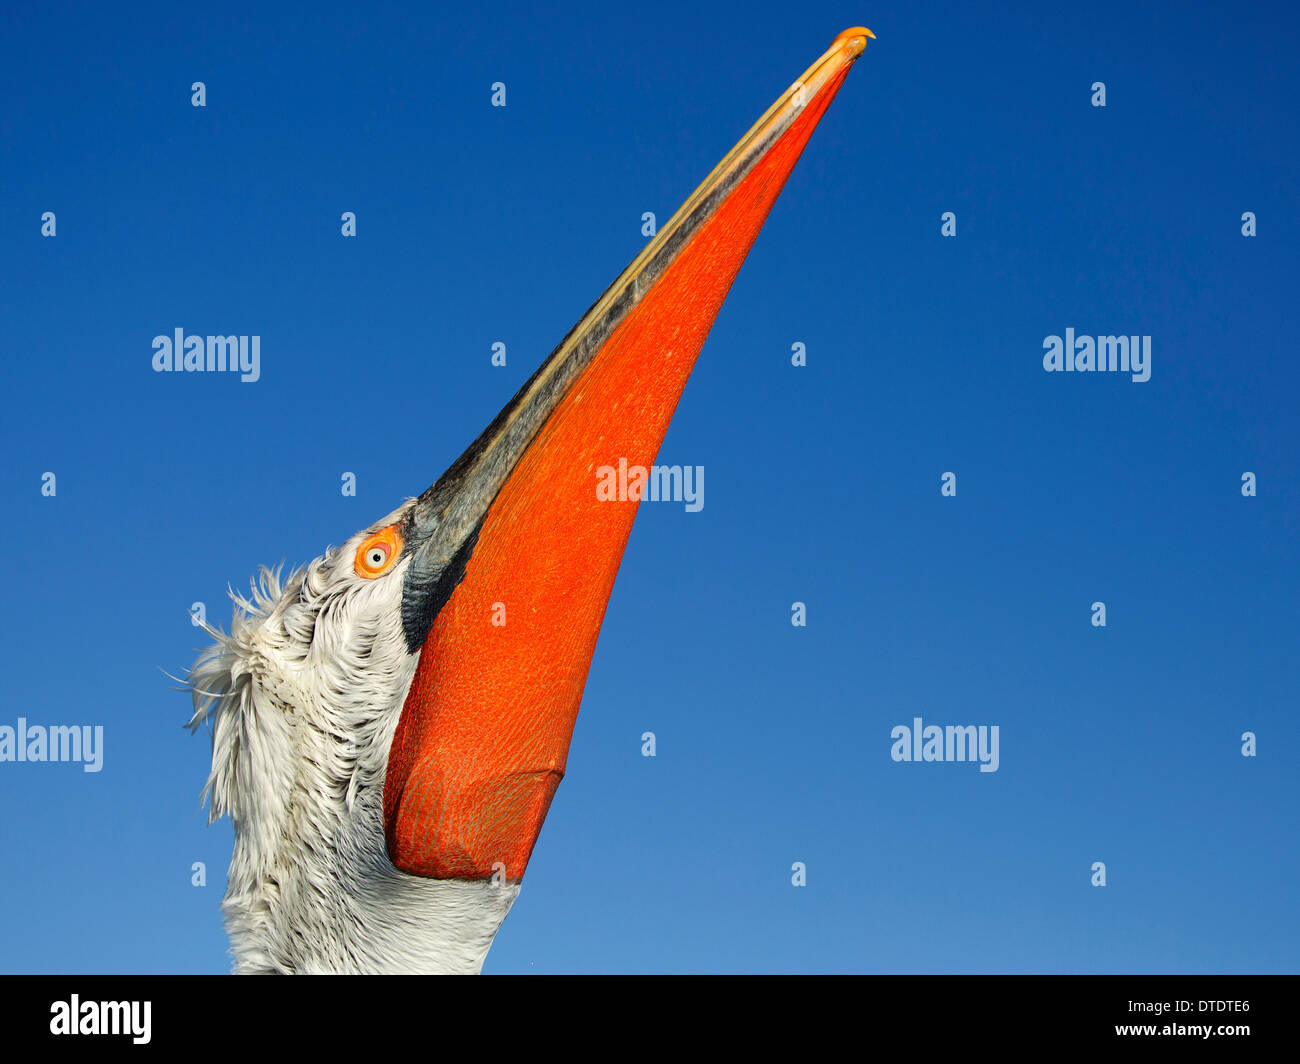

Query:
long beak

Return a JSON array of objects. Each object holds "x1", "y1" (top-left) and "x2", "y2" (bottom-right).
[{"x1": 385, "y1": 28, "x2": 873, "y2": 881}]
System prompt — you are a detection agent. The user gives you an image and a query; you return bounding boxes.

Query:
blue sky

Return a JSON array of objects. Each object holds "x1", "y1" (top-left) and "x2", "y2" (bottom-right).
[{"x1": 1, "y1": 0, "x2": 1296, "y2": 973}]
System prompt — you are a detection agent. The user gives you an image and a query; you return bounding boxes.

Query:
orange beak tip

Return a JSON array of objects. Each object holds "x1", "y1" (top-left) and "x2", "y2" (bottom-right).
[{"x1": 833, "y1": 26, "x2": 876, "y2": 57}]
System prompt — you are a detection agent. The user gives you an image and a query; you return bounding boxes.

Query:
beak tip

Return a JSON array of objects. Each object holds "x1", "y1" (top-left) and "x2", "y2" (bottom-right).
[{"x1": 834, "y1": 26, "x2": 876, "y2": 58}]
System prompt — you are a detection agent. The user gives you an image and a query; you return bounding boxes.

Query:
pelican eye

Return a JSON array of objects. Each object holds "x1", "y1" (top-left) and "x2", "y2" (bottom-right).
[{"x1": 355, "y1": 526, "x2": 403, "y2": 579}]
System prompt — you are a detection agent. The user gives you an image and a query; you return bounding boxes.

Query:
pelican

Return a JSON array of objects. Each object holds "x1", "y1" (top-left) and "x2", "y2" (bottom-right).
[{"x1": 187, "y1": 28, "x2": 872, "y2": 974}]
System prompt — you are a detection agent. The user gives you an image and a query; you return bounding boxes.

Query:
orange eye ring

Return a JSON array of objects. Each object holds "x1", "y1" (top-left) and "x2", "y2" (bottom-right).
[{"x1": 355, "y1": 526, "x2": 403, "y2": 579}]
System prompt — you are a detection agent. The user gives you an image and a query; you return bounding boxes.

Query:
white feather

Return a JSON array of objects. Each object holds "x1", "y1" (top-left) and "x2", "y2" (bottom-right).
[{"x1": 187, "y1": 501, "x2": 519, "y2": 974}]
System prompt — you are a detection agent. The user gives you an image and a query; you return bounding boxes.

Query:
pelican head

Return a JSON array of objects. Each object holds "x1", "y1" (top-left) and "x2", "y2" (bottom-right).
[{"x1": 187, "y1": 28, "x2": 871, "y2": 974}]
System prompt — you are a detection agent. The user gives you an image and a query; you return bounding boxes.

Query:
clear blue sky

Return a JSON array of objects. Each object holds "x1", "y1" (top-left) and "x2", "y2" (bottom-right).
[{"x1": 1, "y1": 0, "x2": 1296, "y2": 973}]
